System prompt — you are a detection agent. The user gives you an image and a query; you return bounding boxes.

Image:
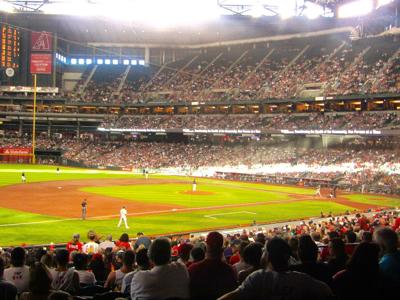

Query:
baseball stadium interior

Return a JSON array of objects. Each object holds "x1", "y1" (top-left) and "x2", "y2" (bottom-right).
[{"x1": 0, "y1": 0, "x2": 400, "y2": 299}]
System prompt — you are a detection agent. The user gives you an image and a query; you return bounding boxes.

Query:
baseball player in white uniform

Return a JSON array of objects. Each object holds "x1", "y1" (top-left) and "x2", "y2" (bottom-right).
[
  {"x1": 21, "y1": 172, "x2": 26, "y2": 183},
  {"x1": 117, "y1": 206, "x2": 129, "y2": 229},
  {"x1": 315, "y1": 185, "x2": 322, "y2": 198},
  {"x1": 192, "y1": 178, "x2": 197, "y2": 192}
]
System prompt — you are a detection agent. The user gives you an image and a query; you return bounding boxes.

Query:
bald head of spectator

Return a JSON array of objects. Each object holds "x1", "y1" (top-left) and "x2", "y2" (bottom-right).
[{"x1": 206, "y1": 231, "x2": 224, "y2": 258}]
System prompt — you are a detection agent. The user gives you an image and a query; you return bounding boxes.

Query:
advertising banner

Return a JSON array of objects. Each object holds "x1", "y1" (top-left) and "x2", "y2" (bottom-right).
[{"x1": 30, "y1": 53, "x2": 52, "y2": 74}]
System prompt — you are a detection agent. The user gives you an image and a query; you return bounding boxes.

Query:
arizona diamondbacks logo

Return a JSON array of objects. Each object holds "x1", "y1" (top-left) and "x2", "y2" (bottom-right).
[{"x1": 32, "y1": 32, "x2": 51, "y2": 51}]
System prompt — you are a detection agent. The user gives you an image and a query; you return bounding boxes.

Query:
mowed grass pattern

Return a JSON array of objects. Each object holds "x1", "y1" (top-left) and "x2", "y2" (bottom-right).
[{"x1": 80, "y1": 184, "x2": 293, "y2": 207}]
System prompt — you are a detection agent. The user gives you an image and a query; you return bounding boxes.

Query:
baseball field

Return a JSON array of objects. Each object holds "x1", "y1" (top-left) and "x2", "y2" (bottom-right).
[{"x1": 0, "y1": 164, "x2": 399, "y2": 247}]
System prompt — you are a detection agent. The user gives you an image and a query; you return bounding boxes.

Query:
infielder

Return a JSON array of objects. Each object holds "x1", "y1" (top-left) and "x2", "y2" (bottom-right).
[
  {"x1": 21, "y1": 172, "x2": 26, "y2": 183},
  {"x1": 118, "y1": 206, "x2": 129, "y2": 229},
  {"x1": 192, "y1": 178, "x2": 197, "y2": 192},
  {"x1": 56, "y1": 167, "x2": 60, "y2": 175},
  {"x1": 315, "y1": 185, "x2": 322, "y2": 198}
]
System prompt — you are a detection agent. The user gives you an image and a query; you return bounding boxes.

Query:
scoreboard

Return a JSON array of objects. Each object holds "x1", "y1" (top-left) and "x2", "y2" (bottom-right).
[{"x1": 0, "y1": 25, "x2": 20, "y2": 69}]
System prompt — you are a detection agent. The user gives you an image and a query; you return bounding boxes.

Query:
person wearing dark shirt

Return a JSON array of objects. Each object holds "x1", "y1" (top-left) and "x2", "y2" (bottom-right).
[
  {"x1": 332, "y1": 242, "x2": 390, "y2": 300},
  {"x1": 188, "y1": 231, "x2": 237, "y2": 300},
  {"x1": 81, "y1": 199, "x2": 87, "y2": 220},
  {"x1": 290, "y1": 234, "x2": 332, "y2": 285},
  {"x1": 327, "y1": 238, "x2": 348, "y2": 277}
]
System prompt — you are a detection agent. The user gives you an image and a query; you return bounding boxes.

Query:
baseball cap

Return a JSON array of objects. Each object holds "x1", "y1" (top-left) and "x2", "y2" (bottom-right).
[{"x1": 73, "y1": 233, "x2": 80, "y2": 239}]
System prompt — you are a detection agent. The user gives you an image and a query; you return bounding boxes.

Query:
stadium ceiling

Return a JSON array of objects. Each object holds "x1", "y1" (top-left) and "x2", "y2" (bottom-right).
[
  {"x1": 0, "y1": 0, "x2": 397, "y2": 19},
  {"x1": 0, "y1": 0, "x2": 397, "y2": 45},
  {"x1": 216, "y1": 0, "x2": 335, "y2": 18},
  {"x1": 1, "y1": 0, "x2": 336, "y2": 18}
]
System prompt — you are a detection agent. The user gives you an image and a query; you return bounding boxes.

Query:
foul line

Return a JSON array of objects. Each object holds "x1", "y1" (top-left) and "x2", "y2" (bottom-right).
[
  {"x1": 204, "y1": 211, "x2": 257, "y2": 220},
  {"x1": 0, "y1": 198, "x2": 310, "y2": 227}
]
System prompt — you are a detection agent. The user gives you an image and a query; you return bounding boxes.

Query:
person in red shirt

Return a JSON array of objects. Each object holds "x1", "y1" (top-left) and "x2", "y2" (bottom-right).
[
  {"x1": 392, "y1": 213, "x2": 400, "y2": 231},
  {"x1": 177, "y1": 243, "x2": 194, "y2": 267},
  {"x1": 114, "y1": 233, "x2": 132, "y2": 251},
  {"x1": 229, "y1": 244, "x2": 240, "y2": 265},
  {"x1": 358, "y1": 215, "x2": 369, "y2": 231},
  {"x1": 66, "y1": 233, "x2": 83, "y2": 253}
]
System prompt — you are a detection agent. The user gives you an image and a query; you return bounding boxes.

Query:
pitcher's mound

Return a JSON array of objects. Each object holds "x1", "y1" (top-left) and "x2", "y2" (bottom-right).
[{"x1": 181, "y1": 191, "x2": 214, "y2": 196}]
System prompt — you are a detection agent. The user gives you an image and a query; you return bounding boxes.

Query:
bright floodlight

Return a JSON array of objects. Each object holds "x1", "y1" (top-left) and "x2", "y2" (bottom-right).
[
  {"x1": 86, "y1": 59, "x2": 93, "y2": 64},
  {"x1": 279, "y1": 0, "x2": 297, "y2": 20},
  {"x1": 249, "y1": 3, "x2": 265, "y2": 18},
  {"x1": 42, "y1": 0, "x2": 220, "y2": 27},
  {"x1": 377, "y1": 0, "x2": 394, "y2": 8},
  {"x1": 123, "y1": 59, "x2": 129, "y2": 65},
  {"x1": 338, "y1": 0, "x2": 373, "y2": 18},
  {"x1": 303, "y1": 2, "x2": 324, "y2": 19},
  {"x1": 0, "y1": 0, "x2": 15, "y2": 13}
]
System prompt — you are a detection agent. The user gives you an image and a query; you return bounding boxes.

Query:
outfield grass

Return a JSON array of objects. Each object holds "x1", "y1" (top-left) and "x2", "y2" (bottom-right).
[
  {"x1": 0, "y1": 163, "x2": 396, "y2": 247},
  {"x1": 344, "y1": 194, "x2": 400, "y2": 207},
  {"x1": 198, "y1": 178, "x2": 316, "y2": 195},
  {"x1": 81, "y1": 184, "x2": 294, "y2": 208},
  {"x1": 0, "y1": 164, "x2": 139, "y2": 187}
]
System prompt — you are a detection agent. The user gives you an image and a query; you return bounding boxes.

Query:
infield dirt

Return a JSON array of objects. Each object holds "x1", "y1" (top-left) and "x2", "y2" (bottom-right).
[{"x1": 0, "y1": 178, "x2": 384, "y2": 219}]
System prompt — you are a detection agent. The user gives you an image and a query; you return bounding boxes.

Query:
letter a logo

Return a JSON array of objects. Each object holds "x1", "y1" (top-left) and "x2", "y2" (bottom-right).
[{"x1": 32, "y1": 32, "x2": 52, "y2": 51}]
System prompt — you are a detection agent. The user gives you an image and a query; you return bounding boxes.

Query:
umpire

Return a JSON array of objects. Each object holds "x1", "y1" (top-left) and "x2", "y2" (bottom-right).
[{"x1": 81, "y1": 199, "x2": 87, "y2": 220}]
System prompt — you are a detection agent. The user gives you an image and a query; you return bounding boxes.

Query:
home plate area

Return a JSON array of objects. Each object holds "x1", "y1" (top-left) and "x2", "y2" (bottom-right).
[{"x1": 204, "y1": 211, "x2": 257, "y2": 219}]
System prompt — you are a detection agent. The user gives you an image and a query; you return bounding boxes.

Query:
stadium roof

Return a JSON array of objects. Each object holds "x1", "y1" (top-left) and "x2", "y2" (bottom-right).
[{"x1": 0, "y1": 1, "x2": 397, "y2": 46}]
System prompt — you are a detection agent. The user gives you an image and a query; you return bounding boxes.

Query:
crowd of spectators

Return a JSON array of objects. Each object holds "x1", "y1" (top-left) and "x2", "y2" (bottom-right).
[
  {"x1": 1, "y1": 209, "x2": 399, "y2": 299},
  {"x1": 2, "y1": 134, "x2": 398, "y2": 193},
  {"x1": 68, "y1": 39, "x2": 400, "y2": 104},
  {"x1": 99, "y1": 112, "x2": 400, "y2": 131}
]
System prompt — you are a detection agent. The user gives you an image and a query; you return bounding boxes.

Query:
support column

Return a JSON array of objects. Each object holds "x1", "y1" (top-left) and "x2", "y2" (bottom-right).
[
  {"x1": 19, "y1": 119, "x2": 23, "y2": 136},
  {"x1": 144, "y1": 47, "x2": 150, "y2": 65},
  {"x1": 77, "y1": 121, "x2": 80, "y2": 139},
  {"x1": 47, "y1": 121, "x2": 51, "y2": 137},
  {"x1": 322, "y1": 136, "x2": 329, "y2": 149}
]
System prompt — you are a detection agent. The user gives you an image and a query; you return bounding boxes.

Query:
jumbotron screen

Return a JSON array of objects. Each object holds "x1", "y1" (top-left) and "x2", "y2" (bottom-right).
[{"x1": 0, "y1": 25, "x2": 20, "y2": 69}]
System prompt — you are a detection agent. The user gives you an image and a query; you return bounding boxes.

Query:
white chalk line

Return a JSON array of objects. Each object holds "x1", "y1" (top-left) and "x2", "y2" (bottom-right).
[
  {"x1": 0, "y1": 198, "x2": 302, "y2": 227},
  {"x1": 204, "y1": 211, "x2": 257, "y2": 220}
]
